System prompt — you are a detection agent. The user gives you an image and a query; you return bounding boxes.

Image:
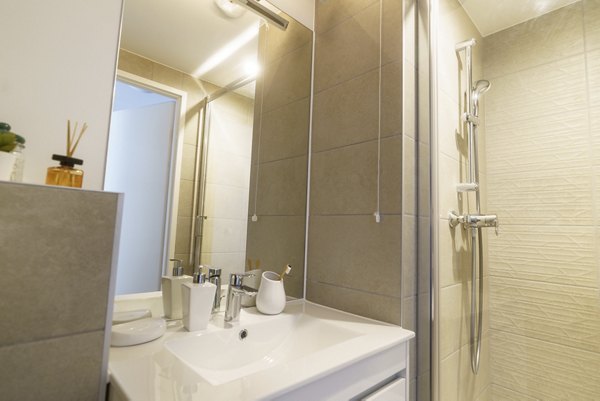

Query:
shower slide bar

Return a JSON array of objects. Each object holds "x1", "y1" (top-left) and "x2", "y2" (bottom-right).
[{"x1": 452, "y1": 38, "x2": 499, "y2": 375}]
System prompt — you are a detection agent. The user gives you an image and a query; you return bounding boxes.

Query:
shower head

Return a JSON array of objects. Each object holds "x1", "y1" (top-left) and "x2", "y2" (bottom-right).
[{"x1": 472, "y1": 80, "x2": 491, "y2": 102}]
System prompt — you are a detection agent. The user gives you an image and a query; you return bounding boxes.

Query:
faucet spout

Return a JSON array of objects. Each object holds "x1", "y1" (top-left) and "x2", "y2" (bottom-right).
[{"x1": 224, "y1": 273, "x2": 257, "y2": 322}]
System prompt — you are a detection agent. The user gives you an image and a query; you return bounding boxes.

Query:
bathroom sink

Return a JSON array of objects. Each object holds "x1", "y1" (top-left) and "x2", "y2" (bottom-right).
[
  {"x1": 164, "y1": 307, "x2": 361, "y2": 385},
  {"x1": 109, "y1": 300, "x2": 414, "y2": 401}
]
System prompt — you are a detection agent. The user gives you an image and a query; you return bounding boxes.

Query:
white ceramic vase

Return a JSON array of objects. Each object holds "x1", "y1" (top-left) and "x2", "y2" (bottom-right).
[{"x1": 256, "y1": 271, "x2": 286, "y2": 315}]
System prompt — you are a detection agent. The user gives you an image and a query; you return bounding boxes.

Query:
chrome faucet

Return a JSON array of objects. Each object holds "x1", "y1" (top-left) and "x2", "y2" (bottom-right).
[
  {"x1": 224, "y1": 273, "x2": 257, "y2": 322},
  {"x1": 207, "y1": 267, "x2": 222, "y2": 313}
]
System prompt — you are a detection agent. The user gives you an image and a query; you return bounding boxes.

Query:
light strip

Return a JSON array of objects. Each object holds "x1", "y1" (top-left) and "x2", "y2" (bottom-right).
[{"x1": 236, "y1": 0, "x2": 289, "y2": 31}]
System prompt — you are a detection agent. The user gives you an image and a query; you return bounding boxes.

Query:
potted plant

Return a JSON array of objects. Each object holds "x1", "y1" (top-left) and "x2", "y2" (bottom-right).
[{"x1": 0, "y1": 122, "x2": 25, "y2": 181}]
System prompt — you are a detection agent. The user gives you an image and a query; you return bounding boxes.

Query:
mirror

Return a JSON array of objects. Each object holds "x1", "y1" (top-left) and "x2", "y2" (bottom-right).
[{"x1": 110, "y1": 0, "x2": 312, "y2": 299}]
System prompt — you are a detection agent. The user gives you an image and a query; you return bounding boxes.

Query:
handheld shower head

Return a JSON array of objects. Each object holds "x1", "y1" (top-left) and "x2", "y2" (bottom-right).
[
  {"x1": 472, "y1": 80, "x2": 491, "y2": 103},
  {"x1": 472, "y1": 80, "x2": 491, "y2": 115}
]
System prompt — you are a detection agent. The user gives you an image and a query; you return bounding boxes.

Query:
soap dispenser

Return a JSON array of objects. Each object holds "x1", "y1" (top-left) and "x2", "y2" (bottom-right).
[
  {"x1": 161, "y1": 259, "x2": 192, "y2": 320},
  {"x1": 181, "y1": 272, "x2": 217, "y2": 331}
]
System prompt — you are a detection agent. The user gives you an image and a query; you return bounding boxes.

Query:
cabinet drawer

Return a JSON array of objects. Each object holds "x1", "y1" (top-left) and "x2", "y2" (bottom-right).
[{"x1": 361, "y1": 377, "x2": 406, "y2": 401}]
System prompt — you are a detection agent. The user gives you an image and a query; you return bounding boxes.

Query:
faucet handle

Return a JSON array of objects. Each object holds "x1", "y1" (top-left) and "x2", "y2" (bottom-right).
[
  {"x1": 229, "y1": 272, "x2": 255, "y2": 287},
  {"x1": 208, "y1": 267, "x2": 221, "y2": 277}
]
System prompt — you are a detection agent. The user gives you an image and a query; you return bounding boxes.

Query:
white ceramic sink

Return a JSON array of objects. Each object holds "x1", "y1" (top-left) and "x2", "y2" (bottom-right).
[
  {"x1": 109, "y1": 300, "x2": 414, "y2": 401},
  {"x1": 165, "y1": 309, "x2": 361, "y2": 385}
]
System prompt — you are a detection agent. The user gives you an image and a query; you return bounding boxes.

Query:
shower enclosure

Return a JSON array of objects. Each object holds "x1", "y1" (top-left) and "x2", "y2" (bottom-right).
[{"x1": 425, "y1": 0, "x2": 600, "y2": 400}]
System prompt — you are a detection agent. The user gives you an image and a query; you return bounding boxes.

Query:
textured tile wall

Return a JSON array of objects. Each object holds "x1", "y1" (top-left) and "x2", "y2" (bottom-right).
[
  {"x1": 0, "y1": 182, "x2": 121, "y2": 401},
  {"x1": 245, "y1": 16, "x2": 312, "y2": 299},
  {"x1": 483, "y1": 2, "x2": 600, "y2": 400},
  {"x1": 308, "y1": 0, "x2": 404, "y2": 325},
  {"x1": 434, "y1": 0, "x2": 490, "y2": 400}
]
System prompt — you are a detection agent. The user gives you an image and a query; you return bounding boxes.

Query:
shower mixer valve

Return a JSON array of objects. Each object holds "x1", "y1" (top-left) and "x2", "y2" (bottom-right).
[{"x1": 448, "y1": 210, "x2": 499, "y2": 235}]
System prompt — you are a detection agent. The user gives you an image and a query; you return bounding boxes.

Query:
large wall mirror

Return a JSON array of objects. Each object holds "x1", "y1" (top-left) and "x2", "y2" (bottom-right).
[{"x1": 110, "y1": 0, "x2": 311, "y2": 299}]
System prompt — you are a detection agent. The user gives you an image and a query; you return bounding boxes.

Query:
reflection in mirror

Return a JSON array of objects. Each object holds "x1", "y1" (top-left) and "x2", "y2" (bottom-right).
[{"x1": 111, "y1": 0, "x2": 312, "y2": 299}]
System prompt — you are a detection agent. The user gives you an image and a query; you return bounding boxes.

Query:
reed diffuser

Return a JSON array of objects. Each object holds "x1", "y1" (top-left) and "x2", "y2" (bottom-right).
[{"x1": 45, "y1": 120, "x2": 88, "y2": 188}]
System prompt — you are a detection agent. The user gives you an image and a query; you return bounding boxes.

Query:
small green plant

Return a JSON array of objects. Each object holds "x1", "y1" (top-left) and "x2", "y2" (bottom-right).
[{"x1": 0, "y1": 122, "x2": 25, "y2": 152}]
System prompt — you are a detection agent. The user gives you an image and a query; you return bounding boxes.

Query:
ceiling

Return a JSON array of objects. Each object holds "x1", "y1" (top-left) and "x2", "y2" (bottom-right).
[
  {"x1": 120, "y1": 0, "x2": 264, "y2": 98},
  {"x1": 460, "y1": 0, "x2": 580, "y2": 37}
]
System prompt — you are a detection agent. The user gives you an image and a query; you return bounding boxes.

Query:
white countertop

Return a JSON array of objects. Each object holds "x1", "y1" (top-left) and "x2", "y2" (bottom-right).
[{"x1": 108, "y1": 298, "x2": 414, "y2": 401}]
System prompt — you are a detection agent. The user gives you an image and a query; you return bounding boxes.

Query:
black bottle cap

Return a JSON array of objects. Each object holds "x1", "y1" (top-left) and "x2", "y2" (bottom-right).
[{"x1": 52, "y1": 154, "x2": 84, "y2": 167}]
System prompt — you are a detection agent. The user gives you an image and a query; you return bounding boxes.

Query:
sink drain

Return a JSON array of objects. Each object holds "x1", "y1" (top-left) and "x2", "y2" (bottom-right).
[{"x1": 239, "y1": 329, "x2": 248, "y2": 340}]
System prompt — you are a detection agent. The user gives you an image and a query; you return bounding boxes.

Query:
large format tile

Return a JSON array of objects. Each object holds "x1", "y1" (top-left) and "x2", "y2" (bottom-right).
[
  {"x1": 312, "y1": 137, "x2": 403, "y2": 217},
  {"x1": 489, "y1": 274, "x2": 600, "y2": 353},
  {"x1": 483, "y1": 2, "x2": 584, "y2": 79},
  {"x1": 490, "y1": 330, "x2": 600, "y2": 400},
  {"x1": 315, "y1": 2, "x2": 380, "y2": 92},
  {"x1": 585, "y1": 0, "x2": 600, "y2": 51},
  {"x1": 245, "y1": 215, "x2": 306, "y2": 299},
  {"x1": 312, "y1": 69, "x2": 379, "y2": 152},
  {"x1": 315, "y1": 0, "x2": 378, "y2": 34},
  {"x1": 0, "y1": 183, "x2": 119, "y2": 346},
  {"x1": 258, "y1": 97, "x2": 310, "y2": 163},
  {"x1": 485, "y1": 54, "x2": 587, "y2": 127},
  {"x1": 262, "y1": 43, "x2": 312, "y2": 113},
  {"x1": 255, "y1": 156, "x2": 308, "y2": 216},
  {"x1": 311, "y1": 141, "x2": 377, "y2": 215},
  {"x1": 439, "y1": 338, "x2": 490, "y2": 401},
  {"x1": 308, "y1": 215, "x2": 401, "y2": 298},
  {"x1": 118, "y1": 49, "x2": 152, "y2": 79},
  {"x1": 306, "y1": 280, "x2": 402, "y2": 325},
  {"x1": 0, "y1": 331, "x2": 106, "y2": 401},
  {"x1": 382, "y1": 60, "x2": 404, "y2": 136},
  {"x1": 488, "y1": 224, "x2": 597, "y2": 287},
  {"x1": 265, "y1": 12, "x2": 312, "y2": 63},
  {"x1": 402, "y1": 215, "x2": 417, "y2": 298}
]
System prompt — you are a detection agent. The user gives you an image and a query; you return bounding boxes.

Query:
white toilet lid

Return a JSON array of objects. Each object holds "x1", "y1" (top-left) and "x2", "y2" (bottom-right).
[{"x1": 111, "y1": 317, "x2": 166, "y2": 347}]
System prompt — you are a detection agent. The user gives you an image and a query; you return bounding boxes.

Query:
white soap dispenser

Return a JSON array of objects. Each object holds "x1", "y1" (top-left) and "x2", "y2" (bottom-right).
[
  {"x1": 181, "y1": 272, "x2": 217, "y2": 331},
  {"x1": 161, "y1": 258, "x2": 192, "y2": 319}
]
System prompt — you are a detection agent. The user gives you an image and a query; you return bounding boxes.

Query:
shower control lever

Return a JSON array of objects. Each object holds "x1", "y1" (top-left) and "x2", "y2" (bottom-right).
[{"x1": 448, "y1": 210, "x2": 499, "y2": 235}]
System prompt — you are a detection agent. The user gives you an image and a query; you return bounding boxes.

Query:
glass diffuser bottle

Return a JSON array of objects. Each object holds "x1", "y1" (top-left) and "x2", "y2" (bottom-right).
[
  {"x1": 46, "y1": 120, "x2": 87, "y2": 188},
  {"x1": 45, "y1": 154, "x2": 84, "y2": 188}
]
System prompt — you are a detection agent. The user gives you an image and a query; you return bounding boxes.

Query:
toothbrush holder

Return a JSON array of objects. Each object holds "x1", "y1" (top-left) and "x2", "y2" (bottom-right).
[{"x1": 256, "y1": 271, "x2": 286, "y2": 315}]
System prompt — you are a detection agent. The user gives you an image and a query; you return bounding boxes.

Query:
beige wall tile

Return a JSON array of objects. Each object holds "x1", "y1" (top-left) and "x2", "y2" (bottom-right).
[
  {"x1": 311, "y1": 141, "x2": 378, "y2": 215},
  {"x1": 585, "y1": 0, "x2": 600, "y2": 51},
  {"x1": 483, "y1": 2, "x2": 584, "y2": 79},
  {"x1": 308, "y1": 215, "x2": 402, "y2": 298},
  {"x1": 180, "y1": 143, "x2": 197, "y2": 181},
  {"x1": 307, "y1": 280, "x2": 402, "y2": 325},
  {"x1": 403, "y1": 135, "x2": 416, "y2": 215},
  {"x1": 439, "y1": 338, "x2": 490, "y2": 401},
  {"x1": 177, "y1": 179, "x2": 194, "y2": 218},
  {"x1": 439, "y1": 283, "x2": 469, "y2": 359},
  {"x1": 246, "y1": 215, "x2": 306, "y2": 299},
  {"x1": 489, "y1": 274, "x2": 600, "y2": 352},
  {"x1": 152, "y1": 63, "x2": 183, "y2": 89},
  {"x1": 490, "y1": 384, "x2": 539, "y2": 401},
  {"x1": 311, "y1": 136, "x2": 402, "y2": 216},
  {"x1": 265, "y1": 12, "x2": 312, "y2": 63},
  {"x1": 312, "y1": 70, "x2": 379, "y2": 152},
  {"x1": 382, "y1": 60, "x2": 404, "y2": 136},
  {"x1": 382, "y1": 0, "x2": 404, "y2": 64},
  {"x1": 174, "y1": 215, "x2": 191, "y2": 255},
  {"x1": 490, "y1": 330, "x2": 600, "y2": 400},
  {"x1": 403, "y1": 214, "x2": 417, "y2": 298},
  {"x1": 315, "y1": 0, "x2": 378, "y2": 34},
  {"x1": 258, "y1": 97, "x2": 310, "y2": 163},
  {"x1": 255, "y1": 156, "x2": 307, "y2": 216},
  {"x1": 118, "y1": 49, "x2": 152, "y2": 79},
  {"x1": 314, "y1": 2, "x2": 380, "y2": 92},
  {"x1": 0, "y1": 331, "x2": 106, "y2": 401},
  {"x1": 0, "y1": 183, "x2": 119, "y2": 346},
  {"x1": 262, "y1": 43, "x2": 311, "y2": 113}
]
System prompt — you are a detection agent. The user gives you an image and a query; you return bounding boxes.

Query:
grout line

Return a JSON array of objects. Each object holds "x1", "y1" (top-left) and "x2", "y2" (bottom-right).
[
  {"x1": 310, "y1": 279, "x2": 403, "y2": 299},
  {"x1": 0, "y1": 329, "x2": 104, "y2": 350}
]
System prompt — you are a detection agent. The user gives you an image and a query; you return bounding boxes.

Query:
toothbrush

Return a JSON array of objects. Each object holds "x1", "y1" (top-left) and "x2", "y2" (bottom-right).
[{"x1": 279, "y1": 264, "x2": 292, "y2": 280}]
